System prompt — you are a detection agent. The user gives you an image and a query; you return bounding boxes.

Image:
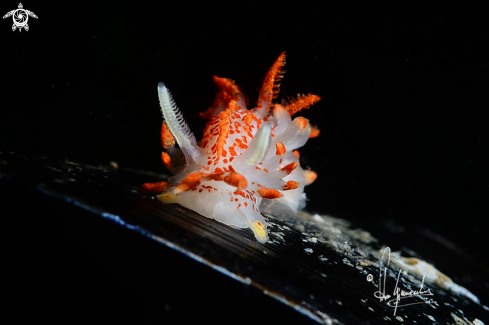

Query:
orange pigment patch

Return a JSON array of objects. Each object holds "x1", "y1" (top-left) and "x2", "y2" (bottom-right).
[
  {"x1": 251, "y1": 114, "x2": 263, "y2": 128},
  {"x1": 309, "y1": 125, "x2": 320, "y2": 138},
  {"x1": 293, "y1": 150, "x2": 300, "y2": 158},
  {"x1": 256, "y1": 185, "x2": 283, "y2": 199},
  {"x1": 294, "y1": 116, "x2": 309, "y2": 130},
  {"x1": 304, "y1": 170, "x2": 318, "y2": 185},
  {"x1": 282, "y1": 180, "x2": 300, "y2": 190},
  {"x1": 275, "y1": 142, "x2": 286, "y2": 155},
  {"x1": 233, "y1": 190, "x2": 246, "y2": 198},
  {"x1": 280, "y1": 162, "x2": 298, "y2": 175},
  {"x1": 200, "y1": 117, "x2": 219, "y2": 148},
  {"x1": 201, "y1": 185, "x2": 215, "y2": 193},
  {"x1": 174, "y1": 171, "x2": 206, "y2": 195},
  {"x1": 235, "y1": 138, "x2": 248, "y2": 150},
  {"x1": 161, "y1": 122, "x2": 175, "y2": 150},
  {"x1": 216, "y1": 109, "x2": 230, "y2": 158},
  {"x1": 205, "y1": 171, "x2": 248, "y2": 191},
  {"x1": 140, "y1": 181, "x2": 170, "y2": 193},
  {"x1": 224, "y1": 172, "x2": 248, "y2": 190},
  {"x1": 161, "y1": 152, "x2": 174, "y2": 170},
  {"x1": 227, "y1": 98, "x2": 237, "y2": 111},
  {"x1": 242, "y1": 113, "x2": 253, "y2": 126}
]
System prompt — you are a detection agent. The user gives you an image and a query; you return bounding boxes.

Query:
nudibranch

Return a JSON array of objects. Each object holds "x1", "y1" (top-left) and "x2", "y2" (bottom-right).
[{"x1": 141, "y1": 52, "x2": 320, "y2": 243}]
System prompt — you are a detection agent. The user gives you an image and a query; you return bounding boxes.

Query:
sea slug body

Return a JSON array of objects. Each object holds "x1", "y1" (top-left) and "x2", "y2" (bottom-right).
[{"x1": 142, "y1": 52, "x2": 320, "y2": 243}]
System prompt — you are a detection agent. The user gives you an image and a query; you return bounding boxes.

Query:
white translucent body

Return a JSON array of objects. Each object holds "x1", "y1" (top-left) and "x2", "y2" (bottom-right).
[{"x1": 157, "y1": 83, "x2": 312, "y2": 243}]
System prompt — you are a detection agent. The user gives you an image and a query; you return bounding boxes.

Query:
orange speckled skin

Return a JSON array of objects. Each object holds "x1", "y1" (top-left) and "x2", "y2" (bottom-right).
[{"x1": 142, "y1": 52, "x2": 321, "y2": 243}]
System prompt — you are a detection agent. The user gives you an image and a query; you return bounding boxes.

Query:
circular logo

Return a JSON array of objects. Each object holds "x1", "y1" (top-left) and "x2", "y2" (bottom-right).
[
  {"x1": 13, "y1": 9, "x2": 28, "y2": 28},
  {"x1": 3, "y1": 3, "x2": 38, "y2": 32}
]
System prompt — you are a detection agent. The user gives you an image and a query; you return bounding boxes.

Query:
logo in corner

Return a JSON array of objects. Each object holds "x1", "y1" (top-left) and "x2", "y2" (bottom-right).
[{"x1": 3, "y1": 3, "x2": 37, "y2": 32}]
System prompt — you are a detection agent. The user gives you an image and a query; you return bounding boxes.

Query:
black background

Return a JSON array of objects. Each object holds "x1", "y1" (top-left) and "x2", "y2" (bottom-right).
[{"x1": 1, "y1": 1, "x2": 488, "y2": 323}]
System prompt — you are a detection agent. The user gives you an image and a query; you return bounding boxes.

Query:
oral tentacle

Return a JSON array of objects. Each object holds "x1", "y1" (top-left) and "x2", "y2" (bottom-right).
[{"x1": 158, "y1": 82, "x2": 204, "y2": 164}]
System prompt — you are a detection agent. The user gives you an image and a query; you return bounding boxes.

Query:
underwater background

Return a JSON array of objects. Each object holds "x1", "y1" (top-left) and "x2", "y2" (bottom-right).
[{"x1": 1, "y1": 1, "x2": 487, "y2": 323}]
